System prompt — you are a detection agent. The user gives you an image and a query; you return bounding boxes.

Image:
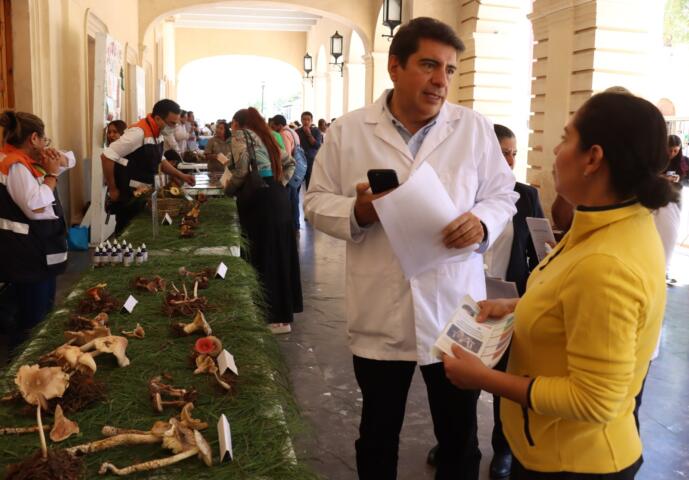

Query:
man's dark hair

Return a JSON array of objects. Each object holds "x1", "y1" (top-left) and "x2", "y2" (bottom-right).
[
  {"x1": 272, "y1": 114, "x2": 287, "y2": 127},
  {"x1": 574, "y1": 92, "x2": 677, "y2": 210},
  {"x1": 493, "y1": 124, "x2": 515, "y2": 142},
  {"x1": 301, "y1": 111, "x2": 313, "y2": 120},
  {"x1": 152, "y1": 99, "x2": 181, "y2": 119},
  {"x1": 389, "y1": 17, "x2": 465, "y2": 67}
]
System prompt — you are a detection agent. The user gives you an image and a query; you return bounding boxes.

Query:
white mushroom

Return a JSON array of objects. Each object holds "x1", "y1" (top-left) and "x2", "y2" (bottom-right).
[
  {"x1": 194, "y1": 355, "x2": 231, "y2": 391},
  {"x1": 98, "y1": 425, "x2": 212, "y2": 475},
  {"x1": 179, "y1": 403, "x2": 208, "y2": 431},
  {"x1": 64, "y1": 325, "x2": 111, "y2": 346},
  {"x1": 81, "y1": 336, "x2": 130, "y2": 367},
  {"x1": 49, "y1": 344, "x2": 97, "y2": 374}
]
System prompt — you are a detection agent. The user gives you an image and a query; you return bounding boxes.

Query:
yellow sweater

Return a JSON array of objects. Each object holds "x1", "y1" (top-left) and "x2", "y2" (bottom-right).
[{"x1": 501, "y1": 201, "x2": 666, "y2": 473}]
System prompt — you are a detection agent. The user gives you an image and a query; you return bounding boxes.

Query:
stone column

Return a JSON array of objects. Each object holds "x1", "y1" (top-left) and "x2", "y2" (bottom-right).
[{"x1": 527, "y1": 0, "x2": 656, "y2": 216}]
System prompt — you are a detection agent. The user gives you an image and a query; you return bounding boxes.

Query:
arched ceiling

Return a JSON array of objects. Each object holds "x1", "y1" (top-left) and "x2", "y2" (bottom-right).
[{"x1": 172, "y1": 5, "x2": 322, "y2": 31}]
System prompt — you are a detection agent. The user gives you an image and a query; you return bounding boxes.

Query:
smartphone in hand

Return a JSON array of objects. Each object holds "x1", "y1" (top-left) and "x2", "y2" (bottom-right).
[{"x1": 367, "y1": 169, "x2": 399, "y2": 194}]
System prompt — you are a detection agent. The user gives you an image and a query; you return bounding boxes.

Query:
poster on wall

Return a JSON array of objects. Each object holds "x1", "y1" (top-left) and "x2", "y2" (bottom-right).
[
  {"x1": 103, "y1": 36, "x2": 125, "y2": 127},
  {"x1": 83, "y1": 32, "x2": 125, "y2": 245}
]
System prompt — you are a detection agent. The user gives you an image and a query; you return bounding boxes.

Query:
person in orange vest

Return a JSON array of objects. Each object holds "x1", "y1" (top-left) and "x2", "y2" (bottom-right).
[
  {"x1": 101, "y1": 99, "x2": 195, "y2": 233},
  {"x1": 0, "y1": 110, "x2": 74, "y2": 353}
]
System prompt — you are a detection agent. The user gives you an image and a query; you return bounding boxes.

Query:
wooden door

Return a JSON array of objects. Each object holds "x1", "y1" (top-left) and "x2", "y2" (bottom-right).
[{"x1": 0, "y1": 0, "x2": 13, "y2": 110}]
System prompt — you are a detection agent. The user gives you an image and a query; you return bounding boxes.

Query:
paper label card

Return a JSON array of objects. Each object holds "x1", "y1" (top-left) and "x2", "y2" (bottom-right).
[
  {"x1": 216, "y1": 153, "x2": 230, "y2": 166},
  {"x1": 122, "y1": 295, "x2": 138, "y2": 313},
  {"x1": 230, "y1": 246, "x2": 240, "y2": 257},
  {"x1": 217, "y1": 414, "x2": 233, "y2": 463},
  {"x1": 217, "y1": 349, "x2": 239, "y2": 376},
  {"x1": 526, "y1": 217, "x2": 556, "y2": 262},
  {"x1": 215, "y1": 262, "x2": 228, "y2": 279},
  {"x1": 162, "y1": 213, "x2": 173, "y2": 225}
]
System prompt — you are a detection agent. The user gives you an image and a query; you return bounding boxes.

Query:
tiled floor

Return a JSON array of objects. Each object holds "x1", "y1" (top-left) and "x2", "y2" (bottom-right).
[{"x1": 281, "y1": 223, "x2": 689, "y2": 479}]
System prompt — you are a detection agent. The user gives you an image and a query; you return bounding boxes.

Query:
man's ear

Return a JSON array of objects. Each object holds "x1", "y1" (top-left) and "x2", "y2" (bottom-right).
[{"x1": 388, "y1": 55, "x2": 400, "y2": 82}]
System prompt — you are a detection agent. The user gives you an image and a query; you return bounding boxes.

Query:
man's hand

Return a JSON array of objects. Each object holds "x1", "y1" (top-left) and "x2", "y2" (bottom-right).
[
  {"x1": 40, "y1": 148, "x2": 62, "y2": 175},
  {"x1": 353, "y1": 182, "x2": 390, "y2": 226},
  {"x1": 442, "y1": 212, "x2": 485, "y2": 249},
  {"x1": 442, "y1": 345, "x2": 490, "y2": 390},
  {"x1": 182, "y1": 173, "x2": 196, "y2": 186},
  {"x1": 108, "y1": 186, "x2": 120, "y2": 202}
]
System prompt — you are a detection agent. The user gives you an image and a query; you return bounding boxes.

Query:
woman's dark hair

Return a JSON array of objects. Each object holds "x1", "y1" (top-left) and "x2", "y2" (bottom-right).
[
  {"x1": 0, "y1": 110, "x2": 45, "y2": 147},
  {"x1": 669, "y1": 134, "x2": 682, "y2": 149},
  {"x1": 108, "y1": 120, "x2": 127, "y2": 136},
  {"x1": 493, "y1": 124, "x2": 515, "y2": 142},
  {"x1": 573, "y1": 92, "x2": 678, "y2": 209},
  {"x1": 216, "y1": 120, "x2": 230, "y2": 140},
  {"x1": 152, "y1": 99, "x2": 181, "y2": 119},
  {"x1": 389, "y1": 17, "x2": 465, "y2": 67},
  {"x1": 232, "y1": 107, "x2": 283, "y2": 182}
]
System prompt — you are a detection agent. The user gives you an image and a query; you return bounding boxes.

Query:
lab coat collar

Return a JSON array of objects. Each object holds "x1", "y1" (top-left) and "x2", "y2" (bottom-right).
[{"x1": 365, "y1": 90, "x2": 463, "y2": 170}]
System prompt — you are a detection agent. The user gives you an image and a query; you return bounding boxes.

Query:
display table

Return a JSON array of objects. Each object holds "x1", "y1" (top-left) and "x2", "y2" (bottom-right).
[{"x1": 0, "y1": 198, "x2": 316, "y2": 479}]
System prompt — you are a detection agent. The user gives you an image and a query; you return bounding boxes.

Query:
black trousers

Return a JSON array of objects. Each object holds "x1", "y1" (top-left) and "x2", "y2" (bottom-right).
[
  {"x1": 353, "y1": 355, "x2": 481, "y2": 480},
  {"x1": 512, "y1": 457, "x2": 642, "y2": 479}
]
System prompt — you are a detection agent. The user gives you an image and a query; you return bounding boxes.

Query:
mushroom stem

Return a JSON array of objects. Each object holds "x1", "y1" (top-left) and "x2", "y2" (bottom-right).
[
  {"x1": 101, "y1": 426, "x2": 149, "y2": 437},
  {"x1": 213, "y1": 371, "x2": 232, "y2": 391},
  {"x1": 98, "y1": 448, "x2": 199, "y2": 475},
  {"x1": 66, "y1": 433, "x2": 161, "y2": 455},
  {"x1": 37, "y1": 404, "x2": 47, "y2": 459},
  {"x1": 0, "y1": 425, "x2": 49, "y2": 435}
]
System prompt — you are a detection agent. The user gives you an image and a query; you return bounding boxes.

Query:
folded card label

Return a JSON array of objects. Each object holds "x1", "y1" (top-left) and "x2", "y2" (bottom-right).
[
  {"x1": 217, "y1": 414, "x2": 233, "y2": 463},
  {"x1": 216, "y1": 262, "x2": 228, "y2": 279},
  {"x1": 162, "y1": 213, "x2": 173, "y2": 225},
  {"x1": 217, "y1": 349, "x2": 238, "y2": 376},
  {"x1": 122, "y1": 295, "x2": 138, "y2": 313},
  {"x1": 230, "y1": 246, "x2": 240, "y2": 257}
]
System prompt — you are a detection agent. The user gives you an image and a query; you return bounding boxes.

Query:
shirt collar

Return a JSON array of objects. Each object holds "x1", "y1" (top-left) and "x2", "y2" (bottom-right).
[{"x1": 382, "y1": 90, "x2": 438, "y2": 138}]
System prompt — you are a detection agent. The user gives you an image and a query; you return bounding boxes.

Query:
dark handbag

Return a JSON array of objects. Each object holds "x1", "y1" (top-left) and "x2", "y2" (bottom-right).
[{"x1": 235, "y1": 130, "x2": 267, "y2": 201}]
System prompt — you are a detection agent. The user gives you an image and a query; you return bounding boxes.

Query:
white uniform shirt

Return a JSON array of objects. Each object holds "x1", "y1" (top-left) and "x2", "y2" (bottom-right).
[
  {"x1": 304, "y1": 91, "x2": 518, "y2": 365},
  {"x1": 1, "y1": 150, "x2": 76, "y2": 220}
]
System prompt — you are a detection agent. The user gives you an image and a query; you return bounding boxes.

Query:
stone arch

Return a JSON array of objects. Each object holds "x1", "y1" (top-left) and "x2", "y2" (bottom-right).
[
  {"x1": 345, "y1": 30, "x2": 366, "y2": 112},
  {"x1": 141, "y1": 0, "x2": 374, "y2": 55},
  {"x1": 314, "y1": 44, "x2": 328, "y2": 119}
]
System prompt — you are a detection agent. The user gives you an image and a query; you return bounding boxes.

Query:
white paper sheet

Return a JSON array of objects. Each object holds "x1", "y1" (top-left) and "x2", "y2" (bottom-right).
[
  {"x1": 216, "y1": 262, "x2": 228, "y2": 279},
  {"x1": 372, "y1": 163, "x2": 475, "y2": 279},
  {"x1": 485, "y1": 276, "x2": 519, "y2": 299},
  {"x1": 526, "y1": 217, "x2": 556, "y2": 262}
]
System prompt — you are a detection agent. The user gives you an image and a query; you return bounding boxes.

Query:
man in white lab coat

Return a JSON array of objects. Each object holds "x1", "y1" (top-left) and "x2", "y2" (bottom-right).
[{"x1": 304, "y1": 17, "x2": 517, "y2": 480}]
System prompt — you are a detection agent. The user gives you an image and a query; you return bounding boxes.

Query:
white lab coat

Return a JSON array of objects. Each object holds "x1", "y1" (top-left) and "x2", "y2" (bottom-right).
[{"x1": 304, "y1": 91, "x2": 518, "y2": 365}]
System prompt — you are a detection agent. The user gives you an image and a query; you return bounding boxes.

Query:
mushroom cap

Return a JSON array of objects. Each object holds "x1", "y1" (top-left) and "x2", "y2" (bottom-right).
[
  {"x1": 50, "y1": 404, "x2": 80, "y2": 442},
  {"x1": 162, "y1": 419, "x2": 195, "y2": 454},
  {"x1": 92, "y1": 336, "x2": 130, "y2": 367},
  {"x1": 192, "y1": 310, "x2": 212, "y2": 336},
  {"x1": 85, "y1": 283, "x2": 107, "y2": 301},
  {"x1": 15, "y1": 364, "x2": 70, "y2": 410},
  {"x1": 194, "y1": 430, "x2": 213, "y2": 467},
  {"x1": 193, "y1": 336, "x2": 222, "y2": 357},
  {"x1": 92, "y1": 312, "x2": 109, "y2": 326},
  {"x1": 179, "y1": 403, "x2": 208, "y2": 430},
  {"x1": 52, "y1": 344, "x2": 96, "y2": 373},
  {"x1": 151, "y1": 420, "x2": 172, "y2": 437}
]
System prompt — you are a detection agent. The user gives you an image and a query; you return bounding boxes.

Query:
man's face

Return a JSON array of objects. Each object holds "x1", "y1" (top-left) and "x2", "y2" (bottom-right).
[
  {"x1": 301, "y1": 115, "x2": 313, "y2": 128},
  {"x1": 154, "y1": 112, "x2": 180, "y2": 131},
  {"x1": 388, "y1": 38, "x2": 457, "y2": 121}
]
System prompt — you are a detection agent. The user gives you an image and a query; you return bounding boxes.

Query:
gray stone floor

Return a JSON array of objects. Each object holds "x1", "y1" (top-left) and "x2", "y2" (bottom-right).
[{"x1": 281, "y1": 222, "x2": 689, "y2": 480}]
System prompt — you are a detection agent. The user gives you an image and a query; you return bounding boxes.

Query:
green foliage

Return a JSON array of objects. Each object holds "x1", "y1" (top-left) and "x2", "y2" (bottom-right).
[
  {"x1": 0, "y1": 199, "x2": 317, "y2": 479},
  {"x1": 665, "y1": 0, "x2": 689, "y2": 45}
]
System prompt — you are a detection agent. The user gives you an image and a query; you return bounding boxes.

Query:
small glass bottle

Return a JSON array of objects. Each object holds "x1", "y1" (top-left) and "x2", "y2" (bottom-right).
[
  {"x1": 141, "y1": 243, "x2": 148, "y2": 262},
  {"x1": 123, "y1": 247, "x2": 133, "y2": 267},
  {"x1": 135, "y1": 247, "x2": 144, "y2": 265}
]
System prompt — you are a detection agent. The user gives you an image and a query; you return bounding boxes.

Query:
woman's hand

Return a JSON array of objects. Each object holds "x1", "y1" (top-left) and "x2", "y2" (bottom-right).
[
  {"x1": 442, "y1": 344, "x2": 490, "y2": 390},
  {"x1": 40, "y1": 148, "x2": 62, "y2": 175},
  {"x1": 475, "y1": 298, "x2": 519, "y2": 322}
]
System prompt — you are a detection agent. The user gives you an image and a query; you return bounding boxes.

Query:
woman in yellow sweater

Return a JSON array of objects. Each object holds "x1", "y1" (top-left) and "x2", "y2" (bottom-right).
[{"x1": 442, "y1": 92, "x2": 676, "y2": 479}]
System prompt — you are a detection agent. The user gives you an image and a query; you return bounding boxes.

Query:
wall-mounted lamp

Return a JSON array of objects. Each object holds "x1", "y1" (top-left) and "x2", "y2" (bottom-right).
[
  {"x1": 303, "y1": 53, "x2": 313, "y2": 84},
  {"x1": 330, "y1": 31, "x2": 344, "y2": 76},
  {"x1": 382, "y1": 0, "x2": 402, "y2": 39}
]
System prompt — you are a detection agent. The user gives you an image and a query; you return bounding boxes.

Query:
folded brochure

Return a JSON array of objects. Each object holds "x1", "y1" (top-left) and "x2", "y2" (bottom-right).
[{"x1": 432, "y1": 295, "x2": 514, "y2": 368}]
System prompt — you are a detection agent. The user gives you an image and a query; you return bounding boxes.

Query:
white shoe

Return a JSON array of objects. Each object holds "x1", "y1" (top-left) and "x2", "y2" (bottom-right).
[{"x1": 268, "y1": 323, "x2": 292, "y2": 334}]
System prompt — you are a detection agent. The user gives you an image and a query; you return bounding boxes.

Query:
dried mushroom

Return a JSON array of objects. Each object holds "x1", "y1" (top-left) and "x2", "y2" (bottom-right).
[{"x1": 49, "y1": 404, "x2": 79, "y2": 442}]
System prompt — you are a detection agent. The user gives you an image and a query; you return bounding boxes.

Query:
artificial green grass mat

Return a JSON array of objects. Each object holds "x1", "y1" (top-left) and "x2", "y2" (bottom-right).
[
  {"x1": 121, "y1": 197, "x2": 243, "y2": 251},
  {"x1": 0, "y1": 200, "x2": 318, "y2": 480}
]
